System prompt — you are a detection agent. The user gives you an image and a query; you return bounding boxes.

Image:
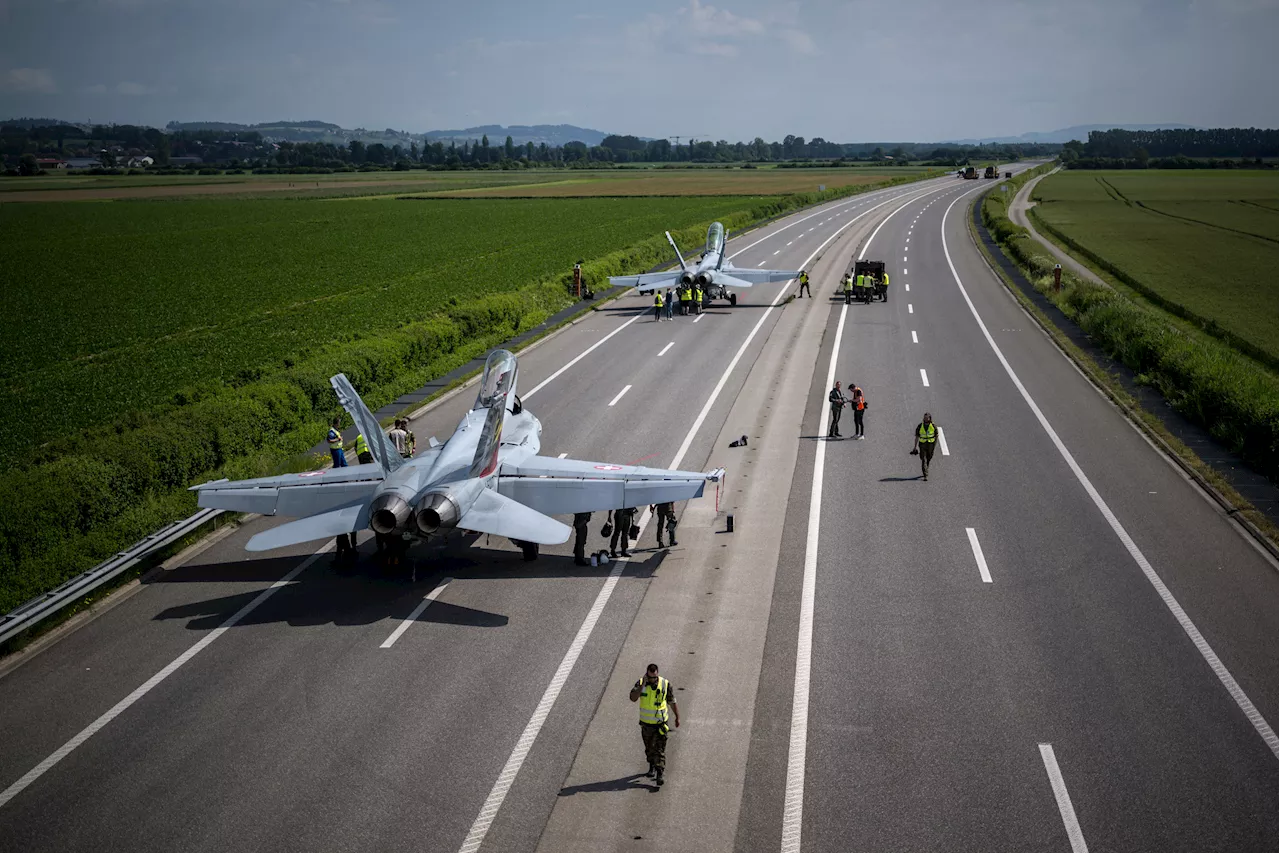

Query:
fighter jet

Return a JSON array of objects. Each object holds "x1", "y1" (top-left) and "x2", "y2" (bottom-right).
[
  {"x1": 609, "y1": 221, "x2": 802, "y2": 306},
  {"x1": 191, "y1": 350, "x2": 721, "y2": 560}
]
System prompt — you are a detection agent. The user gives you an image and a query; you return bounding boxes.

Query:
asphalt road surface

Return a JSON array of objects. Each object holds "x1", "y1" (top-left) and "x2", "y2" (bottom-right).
[{"x1": 1, "y1": 168, "x2": 1274, "y2": 853}]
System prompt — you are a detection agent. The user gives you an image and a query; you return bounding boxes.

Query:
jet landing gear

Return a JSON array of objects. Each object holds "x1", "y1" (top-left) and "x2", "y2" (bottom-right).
[
  {"x1": 729, "y1": 292, "x2": 738, "y2": 307},
  {"x1": 512, "y1": 539, "x2": 540, "y2": 562}
]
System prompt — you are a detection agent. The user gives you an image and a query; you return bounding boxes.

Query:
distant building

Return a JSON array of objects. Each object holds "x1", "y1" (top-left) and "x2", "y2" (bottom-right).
[
  {"x1": 35, "y1": 158, "x2": 67, "y2": 169},
  {"x1": 127, "y1": 156, "x2": 154, "y2": 168},
  {"x1": 64, "y1": 158, "x2": 101, "y2": 170},
  {"x1": 169, "y1": 156, "x2": 203, "y2": 166}
]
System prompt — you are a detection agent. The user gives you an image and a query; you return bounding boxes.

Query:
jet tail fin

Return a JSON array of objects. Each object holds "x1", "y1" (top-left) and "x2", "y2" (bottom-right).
[
  {"x1": 330, "y1": 373, "x2": 404, "y2": 476},
  {"x1": 469, "y1": 398, "x2": 506, "y2": 479},
  {"x1": 666, "y1": 232, "x2": 689, "y2": 273}
]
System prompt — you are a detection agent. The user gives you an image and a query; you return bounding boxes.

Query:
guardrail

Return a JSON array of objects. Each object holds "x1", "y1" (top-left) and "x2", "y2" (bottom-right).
[{"x1": 0, "y1": 507, "x2": 224, "y2": 647}]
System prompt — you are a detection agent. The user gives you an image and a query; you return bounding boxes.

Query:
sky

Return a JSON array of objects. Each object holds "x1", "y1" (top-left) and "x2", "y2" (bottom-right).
[{"x1": 0, "y1": 0, "x2": 1276, "y2": 142}]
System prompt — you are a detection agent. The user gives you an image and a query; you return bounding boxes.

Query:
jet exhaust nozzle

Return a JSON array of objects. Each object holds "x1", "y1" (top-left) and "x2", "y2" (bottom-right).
[
  {"x1": 415, "y1": 492, "x2": 462, "y2": 534},
  {"x1": 679, "y1": 272, "x2": 695, "y2": 285},
  {"x1": 695, "y1": 272, "x2": 712, "y2": 286},
  {"x1": 369, "y1": 494, "x2": 411, "y2": 535}
]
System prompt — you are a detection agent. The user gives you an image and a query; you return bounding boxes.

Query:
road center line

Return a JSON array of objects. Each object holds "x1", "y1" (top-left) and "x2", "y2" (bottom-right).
[
  {"x1": 693, "y1": 313, "x2": 705, "y2": 324},
  {"x1": 380, "y1": 578, "x2": 453, "y2": 648},
  {"x1": 658, "y1": 342, "x2": 674, "y2": 357},
  {"x1": 920, "y1": 369, "x2": 930, "y2": 387},
  {"x1": 1039, "y1": 744, "x2": 1089, "y2": 852},
  {"x1": 965, "y1": 529, "x2": 992, "y2": 583},
  {"x1": 939, "y1": 186, "x2": 1278, "y2": 756},
  {"x1": 607, "y1": 385, "x2": 631, "y2": 407},
  {"x1": 0, "y1": 546, "x2": 331, "y2": 809}
]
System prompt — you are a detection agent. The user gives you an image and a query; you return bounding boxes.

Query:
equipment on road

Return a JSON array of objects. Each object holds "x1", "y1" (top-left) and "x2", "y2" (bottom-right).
[
  {"x1": 843, "y1": 259, "x2": 888, "y2": 303},
  {"x1": 608, "y1": 222, "x2": 802, "y2": 308},
  {"x1": 192, "y1": 349, "x2": 724, "y2": 560},
  {"x1": 984, "y1": 166, "x2": 998, "y2": 179},
  {"x1": 1004, "y1": 171, "x2": 1013, "y2": 178}
]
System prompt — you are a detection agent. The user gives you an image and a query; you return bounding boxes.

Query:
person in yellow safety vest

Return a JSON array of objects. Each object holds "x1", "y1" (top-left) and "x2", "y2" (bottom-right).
[
  {"x1": 695, "y1": 286, "x2": 704, "y2": 314},
  {"x1": 681, "y1": 286, "x2": 691, "y2": 315},
  {"x1": 797, "y1": 270, "x2": 811, "y2": 298},
  {"x1": 856, "y1": 273, "x2": 869, "y2": 302},
  {"x1": 910, "y1": 412, "x2": 938, "y2": 481},
  {"x1": 327, "y1": 417, "x2": 347, "y2": 468},
  {"x1": 843, "y1": 273, "x2": 854, "y2": 304},
  {"x1": 630, "y1": 663, "x2": 680, "y2": 785},
  {"x1": 653, "y1": 290, "x2": 664, "y2": 322},
  {"x1": 354, "y1": 433, "x2": 374, "y2": 465}
]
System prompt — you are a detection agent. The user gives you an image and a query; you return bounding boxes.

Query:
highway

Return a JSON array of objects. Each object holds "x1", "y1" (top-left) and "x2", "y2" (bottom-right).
[{"x1": 0, "y1": 168, "x2": 1274, "y2": 853}]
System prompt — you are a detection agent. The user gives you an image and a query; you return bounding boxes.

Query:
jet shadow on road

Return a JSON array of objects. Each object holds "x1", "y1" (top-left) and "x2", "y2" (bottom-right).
[{"x1": 149, "y1": 537, "x2": 663, "y2": 632}]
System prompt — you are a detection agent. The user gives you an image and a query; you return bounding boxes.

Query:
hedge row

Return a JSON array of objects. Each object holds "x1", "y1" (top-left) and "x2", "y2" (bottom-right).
[
  {"x1": 0, "y1": 169, "x2": 945, "y2": 614},
  {"x1": 980, "y1": 167, "x2": 1278, "y2": 478}
]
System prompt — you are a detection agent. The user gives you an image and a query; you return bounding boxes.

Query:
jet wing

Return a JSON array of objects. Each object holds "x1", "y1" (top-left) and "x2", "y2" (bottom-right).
[
  {"x1": 713, "y1": 265, "x2": 802, "y2": 285},
  {"x1": 458, "y1": 488, "x2": 571, "y2": 545},
  {"x1": 190, "y1": 463, "x2": 384, "y2": 517},
  {"x1": 246, "y1": 502, "x2": 370, "y2": 551},
  {"x1": 607, "y1": 273, "x2": 680, "y2": 293},
  {"x1": 497, "y1": 456, "x2": 719, "y2": 516}
]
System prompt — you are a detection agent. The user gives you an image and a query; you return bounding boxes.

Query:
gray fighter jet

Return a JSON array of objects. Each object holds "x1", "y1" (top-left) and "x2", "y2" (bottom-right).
[
  {"x1": 192, "y1": 349, "x2": 721, "y2": 560},
  {"x1": 609, "y1": 221, "x2": 802, "y2": 306}
]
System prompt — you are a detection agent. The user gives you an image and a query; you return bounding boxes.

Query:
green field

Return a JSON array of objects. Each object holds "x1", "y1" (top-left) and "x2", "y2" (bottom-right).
[
  {"x1": 0, "y1": 195, "x2": 771, "y2": 468},
  {"x1": 1030, "y1": 170, "x2": 1277, "y2": 361}
]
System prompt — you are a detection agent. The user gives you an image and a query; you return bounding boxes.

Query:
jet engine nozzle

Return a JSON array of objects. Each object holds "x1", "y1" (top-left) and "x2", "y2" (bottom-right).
[
  {"x1": 370, "y1": 494, "x2": 411, "y2": 535},
  {"x1": 415, "y1": 492, "x2": 462, "y2": 534},
  {"x1": 679, "y1": 272, "x2": 695, "y2": 285},
  {"x1": 695, "y1": 272, "x2": 712, "y2": 286}
]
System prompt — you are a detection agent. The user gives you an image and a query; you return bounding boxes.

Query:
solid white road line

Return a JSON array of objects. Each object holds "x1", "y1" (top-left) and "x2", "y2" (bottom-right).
[
  {"x1": 380, "y1": 578, "x2": 453, "y2": 648},
  {"x1": 456, "y1": 561, "x2": 626, "y2": 853},
  {"x1": 939, "y1": 189, "x2": 1279, "y2": 757},
  {"x1": 1039, "y1": 744, "x2": 1089, "y2": 853},
  {"x1": 911, "y1": 330, "x2": 918, "y2": 343},
  {"x1": 966, "y1": 529, "x2": 992, "y2": 583},
  {"x1": 607, "y1": 385, "x2": 631, "y2": 407},
  {"x1": 0, "y1": 545, "x2": 332, "y2": 810},
  {"x1": 693, "y1": 313, "x2": 706, "y2": 324},
  {"x1": 557, "y1": 452, "x2": 569, "y2": 459},
  {"x1": 938, "y1": 426, "x2": 950, "y2": 456},
  {"x1": 920, "y1": 369, "x2": 930, "y2": 387},
  {"x1": 781, "y1": 302, "x2": 848, "y2": 853},
  {"x1": 658, "y1": 342, "x2": 674, "y2": 357}
]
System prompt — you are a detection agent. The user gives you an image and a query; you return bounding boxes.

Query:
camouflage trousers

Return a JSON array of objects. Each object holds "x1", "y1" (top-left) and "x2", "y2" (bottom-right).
[{"x1": 640, "y1": 723, "x2": 668, "y2": 770}]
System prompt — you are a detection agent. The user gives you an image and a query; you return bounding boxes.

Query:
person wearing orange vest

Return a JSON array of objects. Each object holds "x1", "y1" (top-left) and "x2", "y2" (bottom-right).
[
  {"x1": 630, "y1": 663, "x2": 681, "y2": 785},
  {"x1": 849, "y1": 382, "x2": 867, "y2": 439}
]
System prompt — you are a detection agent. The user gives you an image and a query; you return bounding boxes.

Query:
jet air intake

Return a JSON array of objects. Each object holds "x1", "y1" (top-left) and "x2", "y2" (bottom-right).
[
  {"x1": 415, "y1": 492, "x2": 462, "y2": 534},
  {"x1": 370, "y1": 494, "x2": 411, "y2": 535}
]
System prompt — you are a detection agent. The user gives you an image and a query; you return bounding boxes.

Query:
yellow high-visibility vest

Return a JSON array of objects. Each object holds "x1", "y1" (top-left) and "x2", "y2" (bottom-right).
[
  {"x1": 917, "y1": 423, "x2": 937, "y2": 443},
  {"x1": 638, "y1": 676, "x2": 670, "y2": 725},
  {"x1": 355, "y1": 433, "x2": 371, "y2": 456},
  {"x1": 655, "y1": 292, "x2": 664, "y2": 307},
  {"x1": 327, "y1": 427, "x2": 342, "y2": 449}
]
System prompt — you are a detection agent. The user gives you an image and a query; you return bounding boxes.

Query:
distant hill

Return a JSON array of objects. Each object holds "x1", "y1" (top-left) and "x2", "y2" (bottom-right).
[
  {"x1": 0, "y1": 117, "x2": 81, "y2": 129},
  {"x1": 941, "y1": 123, "x2": 1198, "y2": 146},
  {"x1": 421, "y1": 124, "x2": 614, "y2": 147}
]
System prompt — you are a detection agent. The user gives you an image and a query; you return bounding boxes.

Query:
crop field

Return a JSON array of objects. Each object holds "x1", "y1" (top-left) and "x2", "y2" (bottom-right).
[
  {"x1": 0, "y1": 195, "x2": 769, "y2": 467},
  {"x1": 412, "y1": 167, "x2": 933, "y2": 198},
  {"x1": 1030, "y1": 170, "x2": 1277, "y2": 361}
]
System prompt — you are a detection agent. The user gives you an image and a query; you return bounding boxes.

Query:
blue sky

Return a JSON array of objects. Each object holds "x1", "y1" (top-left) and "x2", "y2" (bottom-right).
[{"x1": 0, "y1": 0, "x2": 1276, "y2": 140}]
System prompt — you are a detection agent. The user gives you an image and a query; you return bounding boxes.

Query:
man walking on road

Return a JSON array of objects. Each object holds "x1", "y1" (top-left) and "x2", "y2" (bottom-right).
[
  {"x1": 665, "y1": 289, "x2": 674, "y2": 320},
  {"x1": 828, "y1": 381, "x2": 847, "y2": 438},
  {"x1": 796, "y1": 270, "x2": 811, "y2": 298},
  {"x1": 653, "y1": 290, "x2": 664, "y2": 322},
  {"x1": 327, "y1": 418, "x2": 347, "y2": 467},
  {"x1": 911, "y1": 412, "x2": 938, "y2": 480},
  {"x1": 630, "y1": 663, "x2": 680, "y2": 786},
  {"x1": 652, "y1": 502, "x2": 677, "y2": 548}
]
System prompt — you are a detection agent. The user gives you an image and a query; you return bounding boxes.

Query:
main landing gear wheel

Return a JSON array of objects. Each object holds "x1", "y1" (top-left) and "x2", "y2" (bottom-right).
[{"x1": 729, "y1": 293, "x2": 738, "y2": 306}]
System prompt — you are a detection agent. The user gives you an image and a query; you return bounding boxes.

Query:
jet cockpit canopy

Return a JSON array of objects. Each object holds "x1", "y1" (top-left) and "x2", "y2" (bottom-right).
[
  {"x1": 474, "y1": 349, "x2": 519, "y2": 410},
  {"x1": 705, "y1": 221, "x2": 725, "y2": 255}
]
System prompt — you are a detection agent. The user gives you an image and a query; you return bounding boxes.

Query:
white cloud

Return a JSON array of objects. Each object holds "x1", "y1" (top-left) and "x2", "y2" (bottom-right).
[
  {"x1": 681, "y1": 0, "x2": 764, "y2": 37},
  {"x1": 0, "y1": 67, "x2": 57, "y2": 94},
  {"x1": 780, "y1": 29, "x2": 817, "y2": 55}
]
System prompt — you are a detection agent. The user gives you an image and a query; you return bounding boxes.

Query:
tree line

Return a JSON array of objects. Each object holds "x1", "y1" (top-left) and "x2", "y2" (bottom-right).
[{"x1": 1061, "y1": 127, "x2": 1277, "y2": 169}]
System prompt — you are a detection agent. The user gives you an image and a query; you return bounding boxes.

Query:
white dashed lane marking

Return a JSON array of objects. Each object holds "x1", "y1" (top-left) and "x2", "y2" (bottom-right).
[
  {"x1": 658, "y1": 342, "x2": 674, "y2": 357},
  {"x1": 920, "y1": 369, "x2": 930, "y2": 387},
  {"x1": 608, "y1": 385, "x2": 631, "y2": 407},
  {"x1": 965, "y1": 529, "x2": 991, "y2": 583},
  {"x1": 911, "y1": 330, "x2": 918, "y2": 343}
]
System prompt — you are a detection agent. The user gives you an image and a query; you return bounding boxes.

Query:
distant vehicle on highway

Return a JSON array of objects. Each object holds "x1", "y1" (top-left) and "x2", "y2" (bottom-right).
[
  {"x1": 193, "y1": 349, "x2": 720, "y2": 561},
  {"x1": 609, "y1": 221, "x2": 802, "y2": 307}
]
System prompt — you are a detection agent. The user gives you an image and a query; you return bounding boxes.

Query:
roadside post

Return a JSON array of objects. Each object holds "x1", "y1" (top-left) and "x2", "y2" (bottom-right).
[
  {"x1": 573, "y1": 261, "x2": 582, "y2": 299},
  {"x1": 1054, "y1": 263, "x2": 1062, "y2": 292}
]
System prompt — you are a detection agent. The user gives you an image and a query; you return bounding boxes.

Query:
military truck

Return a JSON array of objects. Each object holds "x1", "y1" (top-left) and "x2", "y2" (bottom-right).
[
  {"x1": 846, "y1": 259, "x2": 888, "y2": 303},
  {"x1": 984, "y1": 165, "x2": 998, "y2": 179},
  {"x1": 963, "y1": 166, "x2": 978, "y2": 179}
]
